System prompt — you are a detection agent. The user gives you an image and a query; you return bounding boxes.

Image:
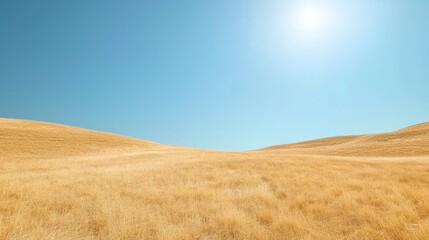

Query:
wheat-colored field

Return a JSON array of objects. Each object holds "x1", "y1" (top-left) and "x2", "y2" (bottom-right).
[{"x1": 1, "y1": 118, "x2": 429, "y2": 240}]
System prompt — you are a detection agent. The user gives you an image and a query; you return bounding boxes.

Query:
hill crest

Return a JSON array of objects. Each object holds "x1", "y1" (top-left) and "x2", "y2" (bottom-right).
[
  {"x1": 263, "y1": 122, "x2": 429, "y2": 157},
  {"x1": 0, "y1": 118, "x2": 157, "y2": 160},
  {"x1": 1, "y1": 118, "x2": 428, "y2": 159}
]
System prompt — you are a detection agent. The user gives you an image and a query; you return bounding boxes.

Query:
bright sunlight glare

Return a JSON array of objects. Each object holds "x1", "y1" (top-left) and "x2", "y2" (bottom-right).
[
  {"x1": 298, "y1": 7, "x2": 323, "y2": 32},
  {"x1": 294, "y1": 4, "x2": 328, "y2": 36},
  {"x1": 283, "y1": 1, "x2": 351, "y2": 53}
]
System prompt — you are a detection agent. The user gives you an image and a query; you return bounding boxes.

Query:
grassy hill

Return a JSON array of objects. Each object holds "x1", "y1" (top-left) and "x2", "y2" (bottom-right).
[
  {"x1": 0, "y1": 118, "x2": 428, "y2": 240},
  {"x1": 0, "y1": 118, "x2": 158, "y2": 160},
  {"x1": 263, "y1": 122, "x2": 429, "y2": 156}
]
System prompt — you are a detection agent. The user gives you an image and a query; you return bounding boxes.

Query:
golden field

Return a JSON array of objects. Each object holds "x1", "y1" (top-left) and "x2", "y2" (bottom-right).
[{"x1": 1, "y1": 118, "x2": 429, "y2": 240}]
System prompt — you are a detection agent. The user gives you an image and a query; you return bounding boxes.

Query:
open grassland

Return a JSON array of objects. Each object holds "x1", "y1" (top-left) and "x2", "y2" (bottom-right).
[{"x1": 1, "y1": 118, "x2": 429, "y2": 239}]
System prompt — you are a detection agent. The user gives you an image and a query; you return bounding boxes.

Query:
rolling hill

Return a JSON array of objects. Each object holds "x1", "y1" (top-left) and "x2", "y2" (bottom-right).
[
  {"x1": 0, "y1": 118, "x2": 428, "y2": 240},
  {"x1": 0, "y1": 118, "x2": 159, "y2": 160},
  {"x1": 263, "y1": 122, "x2": 429, "y2": 157},
  {"x1": 2, "y1": 118, "x2": 428, "y2": 160}
]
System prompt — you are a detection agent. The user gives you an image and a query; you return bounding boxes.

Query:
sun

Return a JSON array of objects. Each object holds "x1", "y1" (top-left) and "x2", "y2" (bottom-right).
[
  {"x1": 282, "y1": 2, "x2": 343, "y2": 55},
  {"x1": 284, "y1": 1, "x2": 336, "y2": 43},
  {"x1": 295, "y1": 5, "x2": 327, "y2": 35},
  {"x1": 298, "y1": 7, "x2": 323, "y2": 32}
]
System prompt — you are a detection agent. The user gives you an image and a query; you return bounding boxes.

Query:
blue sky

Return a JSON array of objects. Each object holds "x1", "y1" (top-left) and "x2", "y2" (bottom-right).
[{"x1": 1, "y1": 0, "x2": 428, "y2": 150}]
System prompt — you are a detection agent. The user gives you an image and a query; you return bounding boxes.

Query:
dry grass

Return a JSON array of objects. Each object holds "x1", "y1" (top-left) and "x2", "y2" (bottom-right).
[{"x1": 1, "y1": 118, "x2": 429, "y2": 239}]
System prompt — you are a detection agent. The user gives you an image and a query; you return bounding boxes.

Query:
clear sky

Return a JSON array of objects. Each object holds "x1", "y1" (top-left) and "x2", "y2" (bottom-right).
[{"x1": 1, "y1": 0, "x2": 428, "y2": 150}]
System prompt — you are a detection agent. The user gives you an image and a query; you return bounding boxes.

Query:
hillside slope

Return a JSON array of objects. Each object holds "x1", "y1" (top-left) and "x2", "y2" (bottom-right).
[
  {"x1": 0, "y1": 118, "x2": 158, "y2": 160},
  {"x1": 2, "y1": 118, "x2": 428, "y2": 159},
  {"x1": 1, "y1": 118, "x2": 429, "y2": 240},
  {"x1": 263, "y1": 122, "x2": 429, "y2": 157}
]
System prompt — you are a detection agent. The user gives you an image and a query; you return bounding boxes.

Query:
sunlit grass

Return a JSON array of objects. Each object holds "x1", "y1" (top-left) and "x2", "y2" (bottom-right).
[
  {"x1": 1, "y1": 149, "x2": 429, "y2": 240},
  {"x1": 1, "y1": 119, "x2": 429, "y2": 239}
]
